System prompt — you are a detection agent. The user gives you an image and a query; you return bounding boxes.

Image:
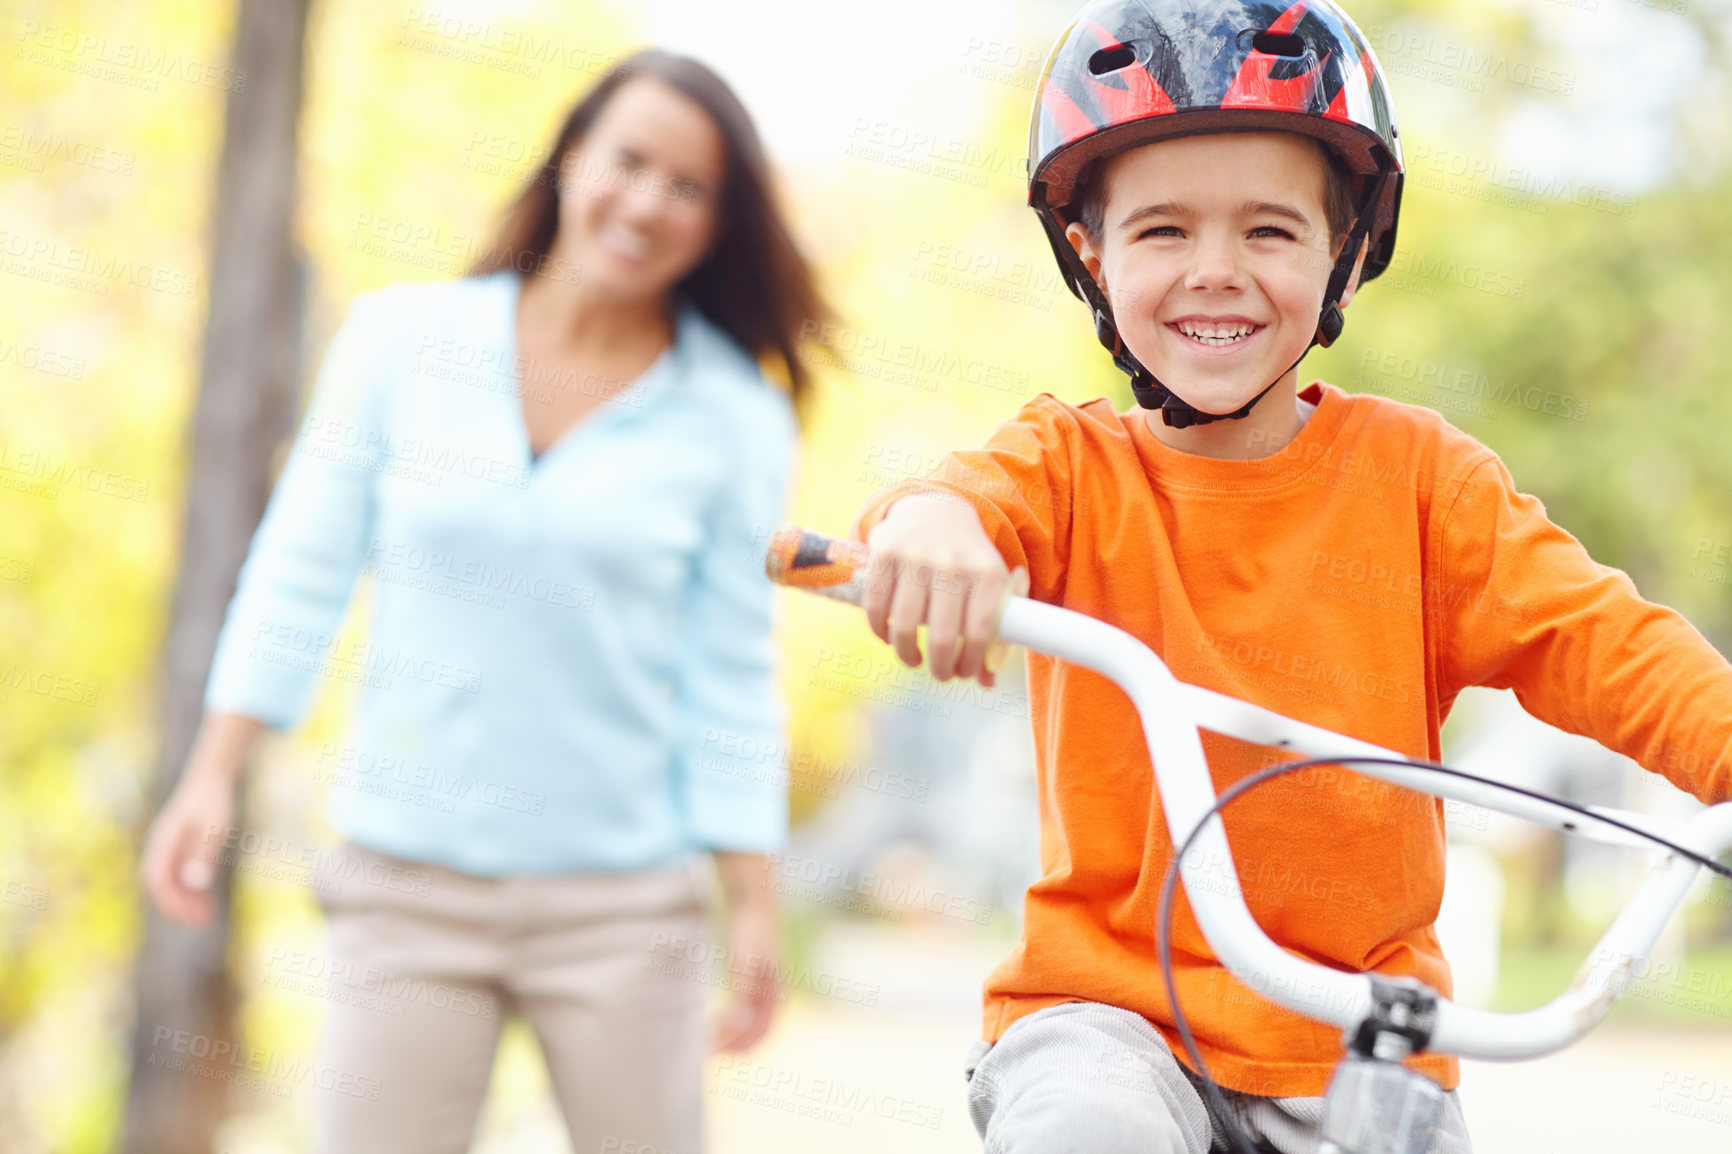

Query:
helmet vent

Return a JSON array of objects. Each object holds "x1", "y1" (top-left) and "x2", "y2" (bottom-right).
[
  {"x1": 1249, "y1": 30, "x2": 1308, "y2": 58},
  {"x1": 1086, "y1": 43, "x2": 1138, "y2": 75}
]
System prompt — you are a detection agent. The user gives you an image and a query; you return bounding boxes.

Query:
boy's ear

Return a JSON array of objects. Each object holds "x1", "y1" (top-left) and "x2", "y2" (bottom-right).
[
  {"x1": 1335, "y1": 235, "x2": 1370, "y2": 309},
  {"x1": 1064, "y1": 221, "x2": 1108, "y2": 294}
]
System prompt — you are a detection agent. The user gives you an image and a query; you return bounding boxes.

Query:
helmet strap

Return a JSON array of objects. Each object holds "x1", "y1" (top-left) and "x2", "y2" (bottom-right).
[{"x1": 1065, "y1": 163, "x2": 1393, "y2": 429}]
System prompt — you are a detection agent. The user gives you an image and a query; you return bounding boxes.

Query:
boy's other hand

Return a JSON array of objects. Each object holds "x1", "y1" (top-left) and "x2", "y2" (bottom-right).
[{"x1": 863, "y1": 492, "x2": 1024, "y2": 688}]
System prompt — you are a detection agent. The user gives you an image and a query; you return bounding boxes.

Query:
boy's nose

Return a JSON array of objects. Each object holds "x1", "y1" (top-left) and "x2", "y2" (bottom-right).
[{"x1": 1184, "y1": 239, "x2": 1244, "y2": 291}]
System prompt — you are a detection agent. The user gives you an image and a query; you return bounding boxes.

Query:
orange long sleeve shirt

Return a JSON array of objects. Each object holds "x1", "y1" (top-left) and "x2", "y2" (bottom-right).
[{"x1": 851, "y1": 382, "x2": 1732, "y2": 1098}]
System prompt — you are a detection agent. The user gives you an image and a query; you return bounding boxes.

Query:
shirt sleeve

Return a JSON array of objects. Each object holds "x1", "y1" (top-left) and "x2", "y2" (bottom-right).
[
  {"x1": 670, "y1": 386, "x2": 798, "y2": 853},
  {"x1": 1438, "y1": 454, "x2": 1732, "y2": 804},
  {"x1": 202, "y1": 292, "x2": 389, "y2": 729},
  {"x1": 848, "y1": 395, "x2": 1076, "y2": 603}
]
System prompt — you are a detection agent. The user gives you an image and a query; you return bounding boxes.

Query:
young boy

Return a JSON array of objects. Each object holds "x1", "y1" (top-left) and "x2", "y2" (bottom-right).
[{"x1": 850, "y1": 1, "x2": 1732, "y2": 1151}]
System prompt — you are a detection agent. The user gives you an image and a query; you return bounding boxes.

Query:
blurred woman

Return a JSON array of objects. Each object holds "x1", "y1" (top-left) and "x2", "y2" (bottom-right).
[{"x1": 141, "y1": 49, "x2": 823, "y2": 1154}]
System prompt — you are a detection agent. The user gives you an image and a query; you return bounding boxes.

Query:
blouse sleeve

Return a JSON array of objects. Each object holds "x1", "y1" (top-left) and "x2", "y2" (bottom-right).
[
  {"x1": 202, "y1": 292, "x2": 390, "y2": 729},
  {"x1": 669, "y1": 383, "x2": 798, "y2": 852}
]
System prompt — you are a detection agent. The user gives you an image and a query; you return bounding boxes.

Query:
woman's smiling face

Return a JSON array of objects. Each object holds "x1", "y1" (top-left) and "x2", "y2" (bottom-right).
[
  {"x1": 1066, "y1": 131, "x2": 1356, "y2": 418},
  {"x1": 554, "y1": 76, "x2": 726, "y2": 303}
]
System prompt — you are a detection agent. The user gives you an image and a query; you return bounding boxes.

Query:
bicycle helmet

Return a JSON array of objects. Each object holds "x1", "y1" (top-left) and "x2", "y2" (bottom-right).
[{"x1": 1028, "y1": 0, "x2": 1405, "y2": 427}]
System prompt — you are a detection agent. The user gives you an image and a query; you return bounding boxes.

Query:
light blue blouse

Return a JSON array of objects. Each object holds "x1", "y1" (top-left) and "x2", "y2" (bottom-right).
[{"x1": 204, "y1": 270, "x2": 795, "y2": 875}]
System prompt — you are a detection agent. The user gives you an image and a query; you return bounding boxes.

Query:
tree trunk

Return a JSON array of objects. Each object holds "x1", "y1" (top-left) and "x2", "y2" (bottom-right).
[{"x1": 122, "y1": 0, "x2": 312, "y2": 1150}]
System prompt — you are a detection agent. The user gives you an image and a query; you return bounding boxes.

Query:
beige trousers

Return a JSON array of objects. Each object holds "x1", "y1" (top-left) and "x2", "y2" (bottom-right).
[{"x1": 309, "y1": 841, "x2": 712, "y2": 1154}]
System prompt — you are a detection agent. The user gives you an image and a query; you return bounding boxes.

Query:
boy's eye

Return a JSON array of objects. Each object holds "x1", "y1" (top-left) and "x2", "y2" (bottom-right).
[
  {"x1": 1249, "y1": 226, "x2": 1296, "y2": 240},
  {"x1": 1135, "y1": 225, "x2": 1184, "y2": 240}
]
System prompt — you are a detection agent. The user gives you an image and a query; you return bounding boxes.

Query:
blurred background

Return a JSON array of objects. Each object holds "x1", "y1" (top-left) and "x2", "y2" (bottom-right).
[{"x1": 4, "y1": 0, "x2": 1732, "y2": 1150}]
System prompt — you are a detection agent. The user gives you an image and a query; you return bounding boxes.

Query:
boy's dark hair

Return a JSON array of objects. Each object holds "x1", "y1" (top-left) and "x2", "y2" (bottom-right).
[{"x1": 1075, "y1": 135, "x2": 1357, "y2": 252}]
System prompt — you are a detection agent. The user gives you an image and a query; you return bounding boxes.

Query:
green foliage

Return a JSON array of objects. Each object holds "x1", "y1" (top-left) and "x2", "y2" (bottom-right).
[
  {"x1": 1313, "y1": 130, "x2": 1732, "y2": 649},
  {"x1": 2, "y1": 0, "x2": 236, "y2": 1147}
]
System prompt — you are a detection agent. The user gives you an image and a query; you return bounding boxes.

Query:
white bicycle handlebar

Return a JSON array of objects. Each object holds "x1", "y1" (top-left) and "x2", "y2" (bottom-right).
[{"x1": 767, "y1": 528, "x2": 1732, "y2": 1061}]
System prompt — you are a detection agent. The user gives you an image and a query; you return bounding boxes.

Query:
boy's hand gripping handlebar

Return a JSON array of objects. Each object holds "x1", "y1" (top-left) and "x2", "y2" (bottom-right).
[{"x1": 766, "y1": 527, "x2": 1732, "y2": 1061}]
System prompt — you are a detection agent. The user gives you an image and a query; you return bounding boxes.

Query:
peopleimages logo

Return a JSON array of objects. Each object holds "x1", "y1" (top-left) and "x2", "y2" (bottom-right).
[
  {"x1": 1355, "y1": 349, "x2": 1590, "y2": 423},
  {"x1": 314, "y1": 741, "x2": 548, "y2": 816},
  {"x1": 246, "y1": 618, "x2": 485, "y2": 695},
  {"x1": 364, "y1": 538, "x2": 597, "y2": 612},
  {"x1": 696, "y1": 728, "x2": 931, "y2": 802},
  {"x1": 0, "y1": 442, "x2": 151, "y2": 501},
  {"x1": 0, "y1": 228, "x2": 200, "y2": 297},
  {"x1": 764, "y1": 852, "x2": 994, "y2": 925},
  {"x1": 711, "y1": 1056, "x2": 945, "y2": 1131},
  {"x1": 299, "y1": 415, "x2": 533, "y2": 490},
  {"x1": 645, "y1": 933, "x2": 882, "y2": 1007},
  {"x1": 204, "y1": 828, "x2": 436, "y2": 897},
  {"x1": 147, "y1": 1029, "x2": 379, "y2": 1100},
  {"x1": 15, "y1": 21, "x2": 248, "y2": 92},
  {"x1": 266, "y1": 946, "x2": 497, "y2": 1018},
  {"x1": 1584, "y1": 947, "x2": 1732, "y2": 1018}
]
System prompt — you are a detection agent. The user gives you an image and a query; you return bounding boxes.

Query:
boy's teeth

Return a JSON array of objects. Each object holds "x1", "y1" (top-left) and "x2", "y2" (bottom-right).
[{"x1": 1176, "y1": 321, "x2": 1256, "y2": 347}]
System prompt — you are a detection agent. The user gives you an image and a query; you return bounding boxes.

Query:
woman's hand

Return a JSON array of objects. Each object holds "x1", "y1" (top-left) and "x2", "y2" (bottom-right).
[
  {"x1": 139, "y1": 712, "x2": 265, "y2": 927},
  {"x1": 863, "y1": 491, "x2": 1025, "y2": 688},
  {"x1": 710, "y1": 852, "x2": 781, "y2": 1053},
  {"x1": 141, "y1": 771, "x2": 236, "y2": 928}
]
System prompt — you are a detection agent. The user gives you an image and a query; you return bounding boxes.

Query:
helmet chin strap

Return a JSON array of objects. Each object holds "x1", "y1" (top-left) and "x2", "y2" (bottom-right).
[{"x1": 1086, "y1": 166, "x2": 1392, "y2": 430}]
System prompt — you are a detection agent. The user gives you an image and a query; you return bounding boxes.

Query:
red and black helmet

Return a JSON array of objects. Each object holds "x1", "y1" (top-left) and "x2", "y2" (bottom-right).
[{"x1": 1026, "y1": 0, "x2": 1406, "y2": 425}]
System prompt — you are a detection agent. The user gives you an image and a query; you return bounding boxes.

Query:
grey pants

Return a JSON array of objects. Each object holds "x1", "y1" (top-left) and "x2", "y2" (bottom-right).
[{"x1": 963, "y1": 1001, "x2": 1473, "y2": 1153}]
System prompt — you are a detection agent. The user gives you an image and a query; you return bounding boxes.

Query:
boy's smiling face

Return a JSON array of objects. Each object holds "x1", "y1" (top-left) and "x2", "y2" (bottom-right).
[{"x1": 1066, "y1": 131, "x2": 1362, "y2": 423}]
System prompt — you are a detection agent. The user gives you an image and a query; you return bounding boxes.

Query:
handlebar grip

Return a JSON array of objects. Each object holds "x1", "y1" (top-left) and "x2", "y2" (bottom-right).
[
  {"x1": 764, "y1": 526, "x2": 870, "y2": 606},
  {"x1": 765, "y1": 525, "x2": 1028, "y2": 678}
]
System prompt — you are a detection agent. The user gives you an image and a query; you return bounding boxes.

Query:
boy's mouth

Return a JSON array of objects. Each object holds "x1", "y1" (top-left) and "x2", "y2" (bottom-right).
[{"x1": 1168, "y1": 319, "x2": 1264, "y2": 348}]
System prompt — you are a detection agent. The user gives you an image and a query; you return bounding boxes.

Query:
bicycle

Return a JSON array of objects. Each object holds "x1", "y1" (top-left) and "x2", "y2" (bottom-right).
[{"x1": 765, "y1": 526, "x2": 1732, "y2": 1154}]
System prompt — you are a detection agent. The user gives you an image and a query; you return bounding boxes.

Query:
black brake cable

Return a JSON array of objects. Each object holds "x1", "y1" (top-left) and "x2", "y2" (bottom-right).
[{"x1": 1155, "y1": 753, "x2": 1732, "y2": 1154}]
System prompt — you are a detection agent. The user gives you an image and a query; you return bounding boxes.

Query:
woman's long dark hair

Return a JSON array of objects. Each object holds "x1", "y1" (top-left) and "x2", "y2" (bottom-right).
[{"x1": 469, "y1": 50, "x2": 828, "y2": 413}]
